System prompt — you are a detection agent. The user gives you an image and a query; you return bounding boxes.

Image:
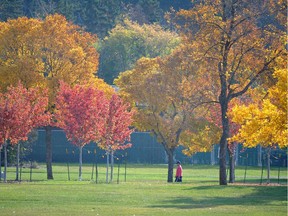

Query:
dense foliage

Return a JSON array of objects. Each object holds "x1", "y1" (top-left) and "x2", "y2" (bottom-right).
[{"x1": 0, "y1": 0, "x2": 193, "y2": 38}]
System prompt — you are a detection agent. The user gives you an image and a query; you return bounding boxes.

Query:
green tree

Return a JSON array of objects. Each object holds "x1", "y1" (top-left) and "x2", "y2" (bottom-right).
[{"x1": 98, "y1": 19, "x2": 180, "y2": 84}]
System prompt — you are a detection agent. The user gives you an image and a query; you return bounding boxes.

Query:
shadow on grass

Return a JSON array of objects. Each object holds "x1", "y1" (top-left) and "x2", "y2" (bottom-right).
[{"x1": 150, "y1": 185, "x2": 287, "y2": 210}]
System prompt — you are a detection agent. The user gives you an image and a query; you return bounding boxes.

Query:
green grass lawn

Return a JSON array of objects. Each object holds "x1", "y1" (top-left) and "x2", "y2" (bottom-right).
[{"x1": 0, "y1": 164, "x2": 287, "y2": 216}]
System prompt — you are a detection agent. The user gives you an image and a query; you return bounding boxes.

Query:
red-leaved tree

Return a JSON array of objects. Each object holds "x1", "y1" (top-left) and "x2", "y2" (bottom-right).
[
  {"x1": 55, "y1": 82, "x2": 108, "y2": 180},
  {"x1": 97, "y1": 94, "x2": 134, "y2": 183},
  {"x1": 0, "y1": 82, "x2": 50, "y2": 182}
]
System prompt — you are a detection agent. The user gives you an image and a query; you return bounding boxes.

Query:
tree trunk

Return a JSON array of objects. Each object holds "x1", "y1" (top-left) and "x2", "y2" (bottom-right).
[
  {"x1": 229, "y1": 153, "x2": 235, "y2": 183},
  {"x1": 0, "y1": 146, "x2": 2, "y2": 181},
  {"x1": 164, "y1": 146, "x2": 175, "y2": 183},
  {"x1": 266, "y1": 147, "x2": 271, "y2": 184},
  {"x1": 79, "y1": 146, "x2": 83, "y2": 181},
  {"x1": 110, "y1": 150, "x2": 114, "y2": 183},
  {"x1": 45, "y1": 126, "x2": 53, "y2": 179},
  {"x1": 219, "y1": 99, "x2": 229, "y2": 185},
  {"x1": 106, "y1": 151, "x2": 109, "y2": 183},
  {"x1": 4, "y1": 140, "x2": 7, "y2": 183},
  {"x1": 15, "y1": 142, "x2": 21, "y2": 181},
  {"x1": 228, "y1": 143, "x2": 236, "y2": 183}
]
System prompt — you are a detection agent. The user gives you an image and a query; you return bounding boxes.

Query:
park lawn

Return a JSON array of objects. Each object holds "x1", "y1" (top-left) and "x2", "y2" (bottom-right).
[{"x1": 0, "y1": 164, "x2": 287, "y2": 216}]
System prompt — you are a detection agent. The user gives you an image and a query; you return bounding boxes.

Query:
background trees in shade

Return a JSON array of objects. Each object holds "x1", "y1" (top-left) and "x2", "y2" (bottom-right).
[{"x1": 0, "y1": 0, "x2": 193, "y2": 38}]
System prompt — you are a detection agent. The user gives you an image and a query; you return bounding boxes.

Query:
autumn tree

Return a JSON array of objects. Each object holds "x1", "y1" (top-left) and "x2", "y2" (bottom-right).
[
  {"x1": 0, "y1": 82, "x2": 50, "y2": 182},
  {"x1": 0, "y1": 14, "x2": 111, "y2": 179},
  {"x1": 55, "y1": 82, "x2": 109, "y2": 181},
  {"x1": 229, "y1": 66, "x2": 287, "y2": 182},
  {"x1": 174, "y1": 0, "x2": 286, "y2": 185},
  {"x1": 116, "y1": 47, "x2": 214, "y2": 182},
  {"x1": 97, "y1": 19, "x2": 180, "y2": 84},
  {"x1": 97, "y1": 94, "x2": 134, "y2": 183}
]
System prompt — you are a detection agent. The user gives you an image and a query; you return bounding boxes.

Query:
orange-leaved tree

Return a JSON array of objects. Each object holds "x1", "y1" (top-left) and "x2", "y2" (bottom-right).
[
  {"x1": 0, "y1": 82, "x2": 50, "y2": 182},
  {"x1": 55, "y1": 82, "x2": 108, "y2": 181},
  {"x1": 173, "y1": 0, "x2": 286, "y2": 185},
  {"x1": 0, "y1": 14, "x2": 112, "y2": 179},
  {"x1": 97, "y1": 94, "x2": 134, "y2": 183},
  {"x1": 116, "y1": 47, "x2": 214, "y2": 182}
]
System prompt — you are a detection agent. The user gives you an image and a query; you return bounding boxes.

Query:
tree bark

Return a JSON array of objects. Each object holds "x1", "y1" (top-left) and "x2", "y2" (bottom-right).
[
  {"x1": 4, "y1": 140, "x2": 7, "y2": 183},
  {"x1": 110, "y1": 150, "x2": 114, "y2": 182},
  {"x1": 45, "y1": 126, "x2": 53, "y2": 180},
  {"x1": 106, "y1": 151, "x2": 109, "y2": 183},
  {"x1": 266, "y1": 147, "x2": 271, "y2": 184},
  {"x1": 229, "y1": 153, "x2": 235, "y2": 183},
  {"x1": 15, "y1": 142, "x2": 20, "y2": 181},
  {"x1": 79, "y1": 146, "x2": 83, "y2": 181},
  {"x1": 0, "y1": 146, "x2": 2, "y2": 181},
  {"x1": 164, "y1": 146, "x2": 175, "y2": 183},
  {"x1": 219, "y1": 99, "x2": 229, "y2": 185}
]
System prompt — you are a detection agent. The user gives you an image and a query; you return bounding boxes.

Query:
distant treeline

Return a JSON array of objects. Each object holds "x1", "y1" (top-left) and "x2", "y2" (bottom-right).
[{"x1": 0, "y1": 0, "x2": 193, "y2": 38}]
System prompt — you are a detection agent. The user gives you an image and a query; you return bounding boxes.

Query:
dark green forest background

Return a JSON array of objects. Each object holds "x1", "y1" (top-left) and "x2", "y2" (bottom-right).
[{"x1": 0, "y1": 0, "x2": 192, "y2": 38}]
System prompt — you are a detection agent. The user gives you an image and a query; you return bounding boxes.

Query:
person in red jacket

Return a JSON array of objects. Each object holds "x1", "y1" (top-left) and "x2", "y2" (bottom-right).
[{"x1": 175, "y1": 161, "x2": 182, "y2": 182}]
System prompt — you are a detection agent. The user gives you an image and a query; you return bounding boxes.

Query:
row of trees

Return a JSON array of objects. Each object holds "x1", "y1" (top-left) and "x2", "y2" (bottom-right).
[
  {"x1": 0, "y1": 81, "x2": 133, "y2": 183},
  {"x1": 0, "y1": 1, "x2": 287, "y2": 185},
  {"x1": 0, "y1": 14, "x2": 134, "y2": 182}
]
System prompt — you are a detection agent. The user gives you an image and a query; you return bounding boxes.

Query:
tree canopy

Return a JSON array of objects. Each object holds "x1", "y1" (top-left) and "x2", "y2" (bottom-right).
[{"x1": 97, "y1": 19, "x2": 180, "y2": 84}]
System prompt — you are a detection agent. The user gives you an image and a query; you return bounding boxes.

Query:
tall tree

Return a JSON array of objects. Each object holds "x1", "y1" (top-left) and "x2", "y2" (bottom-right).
[
  {"x1": 0, "y1": 14, "x2": 106, "y2": 179},
  {"x1": 97, "y1": 94, "x2": 134, "y2": 183},
  {"x1": 116, "y1": 47, "x2": 213, "y2": 182},
  {"x1": 55, "y1": 82, "x2": 108, "y2": 181},
  {"x1": 174, "y1": 0, "x2": 286, "y2": 185},
  {"x1": 229, "y1": 66, "x2": 287, "y2": 182},
  {"x1": 0, "y1": 82, "x2": 50, "y2": 182}
]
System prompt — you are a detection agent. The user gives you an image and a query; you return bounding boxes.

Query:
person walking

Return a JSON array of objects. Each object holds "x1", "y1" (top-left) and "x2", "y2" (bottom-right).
[{"x1": 175, "y1": 161, "x2": 182, "y2": 182}]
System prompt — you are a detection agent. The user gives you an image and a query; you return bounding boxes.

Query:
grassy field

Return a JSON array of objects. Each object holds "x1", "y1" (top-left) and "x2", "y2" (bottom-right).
[{"x1": 0, "y1": 164, "x2": 287, "y2": 216}]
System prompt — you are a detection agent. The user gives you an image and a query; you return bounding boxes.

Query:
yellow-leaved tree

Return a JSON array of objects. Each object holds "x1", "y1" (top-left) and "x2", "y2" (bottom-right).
[
  {"x1": 230, "y1": 66, "x2": 287, "y2": 182},
  {"x1": 0, "y1": 14, "x2": 113, "y2": 179}
]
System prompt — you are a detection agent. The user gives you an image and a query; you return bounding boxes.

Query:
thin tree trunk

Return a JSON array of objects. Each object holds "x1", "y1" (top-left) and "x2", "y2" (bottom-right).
[
  {"x1": 0, "y1": 146, "x2": 2, "y2": 181},
  {"x1": 15, "y1": 142, "x2": 21, "y2": 181},
  {"x1": 4, "y1": 140, "x2": 7, "y2": 183},
  {"x1": 106, "y1": 151, "x2": 109, "y2": 183},
  {"x1": 45, "y1": 126, "x2": 53, "y2": 179},
  {"x1": 79, "y1": 146, "x2": 83, "y2": 181},
  {"x1": 266, "y1": 147, "x2": 271, "y2": 184},
  {"x1": 110, "y1": 150, "x2": 114, "y2": 182}
]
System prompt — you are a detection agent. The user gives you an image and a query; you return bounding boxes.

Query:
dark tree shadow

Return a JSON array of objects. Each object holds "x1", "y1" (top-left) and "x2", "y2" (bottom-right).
[{"x1": 149, "y1": 185, "x2": 287, "y2": 209}]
